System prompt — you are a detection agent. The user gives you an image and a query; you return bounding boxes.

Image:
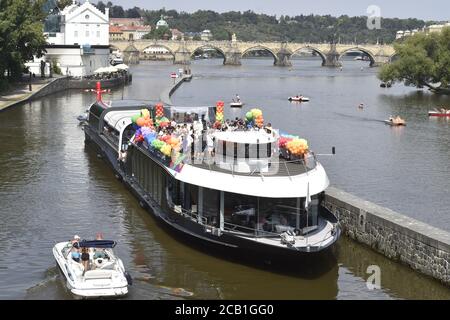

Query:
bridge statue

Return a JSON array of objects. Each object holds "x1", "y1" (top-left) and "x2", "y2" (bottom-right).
[{"x1": 111, "y1": 39, "x2": 395, "y2": 67}]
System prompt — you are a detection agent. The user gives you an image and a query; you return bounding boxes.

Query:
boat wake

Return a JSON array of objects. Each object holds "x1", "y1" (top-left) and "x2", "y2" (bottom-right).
[{"x1": 334, "y1": 112, "x2": 386, "y2": 123}]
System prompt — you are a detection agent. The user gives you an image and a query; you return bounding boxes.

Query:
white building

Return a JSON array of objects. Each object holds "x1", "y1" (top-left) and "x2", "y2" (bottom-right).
[
  {"x1": 395, "y1": 30, "x2": 404, "y2": 40},
  {"x1": 27, "y1": 0, "x2": 110, "y2": 77},
  {"x1": 201, "y1": 29, "x2": 213, "y2": 41},
  {"x1": 425, "y1": 22, "x2": 450, "y2": 34},
  {"x1": 396, "y1": 22, "x2": 450, "y2": 40}
]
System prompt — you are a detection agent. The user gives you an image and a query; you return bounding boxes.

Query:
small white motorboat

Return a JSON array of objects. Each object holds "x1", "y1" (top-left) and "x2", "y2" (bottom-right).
[
  {"x1": 384, "y1": 117, "x2": 406, "y2": 126},
  {"x1": 230, "y1": 101, "x2": 244, "y2": 108},
  {"x1": 288, "y1": 96, "x2": 310, "y2": 102},
  {"x1": 53, "y1": 239, "x2": 131, "y2": 298}
]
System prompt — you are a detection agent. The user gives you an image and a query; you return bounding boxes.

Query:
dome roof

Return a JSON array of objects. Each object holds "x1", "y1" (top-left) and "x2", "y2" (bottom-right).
[{"x1": 156, "y1": 15, "x2": 168, "y2": 28}]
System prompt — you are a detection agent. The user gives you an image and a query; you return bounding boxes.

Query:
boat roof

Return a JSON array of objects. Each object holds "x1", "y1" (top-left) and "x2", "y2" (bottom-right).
[
  {"x1": 78, "y1": 240, "x2": 117, "y2": 248},
  {"x1": 214, "y1": 130, "x2": 276, "y2": 144},
  {"x1": 104, "y1": 109, "x2": 136, "y2": 132},
  {"x1": 171, "y1": 160, "x2": 329, "y2": 198}
]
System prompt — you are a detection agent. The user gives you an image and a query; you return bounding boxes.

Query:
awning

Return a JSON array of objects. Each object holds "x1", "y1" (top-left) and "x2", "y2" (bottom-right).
[{"x1": 78, "y1": 240, "x2": 117, "y2": 248}]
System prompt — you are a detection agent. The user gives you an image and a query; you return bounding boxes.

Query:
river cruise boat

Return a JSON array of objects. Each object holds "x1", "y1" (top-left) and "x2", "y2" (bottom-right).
[
  {"x1": 53, "y1": 239, "x2": 131, "y2": 298},
  {"x1": 83, "y1": 93, "x2": 340, "y2": 265}
]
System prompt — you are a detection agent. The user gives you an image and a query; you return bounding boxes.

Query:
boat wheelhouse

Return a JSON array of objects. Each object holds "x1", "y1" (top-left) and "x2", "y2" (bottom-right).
[{"x1": 83, "y1": 97, "x2": 340, "y2": 264}]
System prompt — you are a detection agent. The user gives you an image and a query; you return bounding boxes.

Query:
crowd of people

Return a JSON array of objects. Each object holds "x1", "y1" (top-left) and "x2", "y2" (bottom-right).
[
  {"x1": 137, "y1": 114, "x2": 275, "y2": 161},
  {"x1": 70, "y1": 233, "x2": 108, "y2": 275}
]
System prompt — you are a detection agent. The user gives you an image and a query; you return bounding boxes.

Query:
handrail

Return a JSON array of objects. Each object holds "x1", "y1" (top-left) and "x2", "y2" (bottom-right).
[
  {"x1": 188, "y1": 153, "x2": 317, "y2": 177},
  {"x1": 223, "y1": 222, "x2": 281, "y2": 238},
  {"x1": 167, "y1": 199, "x2": 208, "y2": 225}
]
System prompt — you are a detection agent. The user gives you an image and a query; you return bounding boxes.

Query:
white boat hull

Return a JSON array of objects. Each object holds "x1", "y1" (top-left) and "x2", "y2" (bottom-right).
[{"x1": 53, "y1": 242, "x2": 129, "y2": 298}]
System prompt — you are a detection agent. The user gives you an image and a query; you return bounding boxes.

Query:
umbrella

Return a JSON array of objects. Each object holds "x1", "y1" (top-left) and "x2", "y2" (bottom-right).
[
  {"x1": 105, "y1": 66, "x2": 119, "y2": 73},
  {"x1": 94, "y1": 66, "x2": 119, "y2": 73},
  {"x1": 115, "y1": 63, "x2": 129, "y2": 70},
  {"x1": 94, "y1": 67, "x2": 107, "y2": 73}
]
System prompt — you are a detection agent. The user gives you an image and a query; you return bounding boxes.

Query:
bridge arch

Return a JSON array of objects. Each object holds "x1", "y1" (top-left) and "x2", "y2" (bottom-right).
[
  {"x1": 241, "y1": 46, "x2": 278, "y2": 65},
  {"x1": 190, "y1": 45, "x2": 227, "y2": 63},
  {"x1": 141, "y1": 44, "x2": 175, "y2": 61},
  {"x1": 291, "y1": 46, "x2": 327, "y2": 66},
  {"x1": 389, "y1": 53, "x2": 399, "y2": 63},
  {"x1": 339, "y1": 47, "x2": 376, "y2": 67}
]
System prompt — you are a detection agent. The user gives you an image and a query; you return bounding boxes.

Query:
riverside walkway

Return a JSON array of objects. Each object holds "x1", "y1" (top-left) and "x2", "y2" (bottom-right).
[
  {"x1": 0, "y1": 78, "x2": 52, "y2": 111},
  {"x1": 159, "y1": 73, "x2": 193, "y2": 105}
]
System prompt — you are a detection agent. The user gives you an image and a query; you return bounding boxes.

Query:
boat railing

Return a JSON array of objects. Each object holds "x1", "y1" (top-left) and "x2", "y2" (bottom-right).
[
  {"x1": 186, "y1": 153, "x2": 318, "y2": 177},
  {"x1": 223, "y1": 221, "x2": 283, "y2": 238},
  {"x1": 168, "y1": 200, "x2": 208, "y2": 225},
  {"x1": 307, "y1": 227, "x2": 336, "y2": 248}
]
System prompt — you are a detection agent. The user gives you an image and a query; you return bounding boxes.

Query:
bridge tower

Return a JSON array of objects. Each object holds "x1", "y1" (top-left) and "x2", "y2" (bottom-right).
[
  {"x1": 174, "y1": 40, "x2": 191, "y2": 65},
  {"x1": 223, "y1": 33, "x2": 242, "y2": 65},
  {"x1": 323, "y1": 43, "x2": 342, "y2": 67},
  {"x1": 274, "y1": 43, "x2": 292, "y2": 67}
]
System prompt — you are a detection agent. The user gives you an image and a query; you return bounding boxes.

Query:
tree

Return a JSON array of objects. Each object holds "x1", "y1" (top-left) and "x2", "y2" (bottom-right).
[
  {"x1": 57, "y1": 0, "x2": 72, "y2": 10},
  {"x1": 0, "y1": 0, "x2": 47, "y2": 87},
  {"x1": 95, "y1": 1, "x2": 106, "y2": 14},
  {"x1": 378, "y1": 28, "x2": 450, "y2": 93},
  {"x1": 142, "y1": 26, "x2": 172, "y2": 40},
  {"x1": 125, "y1": 6, "x2": 141, "y2": 18},
  {"x1": 110, "y1": 5, "x2": 124, "y2": 18}
]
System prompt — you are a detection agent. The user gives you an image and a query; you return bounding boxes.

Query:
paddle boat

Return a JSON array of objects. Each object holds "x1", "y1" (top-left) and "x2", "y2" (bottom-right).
[
  {"x1": 288, "y1": 95, "x2": 310, "y2": 102},
  {"x1": 428, "y1": 108, "x2": 450, "y2": 117},
  {"x1": 53, "y1": 238, "x2": 131, "y2": 298},
  {"x1": 384, "y1": 116, "x2": 406, "y2": 126}
]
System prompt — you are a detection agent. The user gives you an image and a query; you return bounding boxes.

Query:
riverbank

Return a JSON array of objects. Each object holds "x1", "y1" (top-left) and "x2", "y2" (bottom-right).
[
  {"x1": 0, "y1": 76, "x2": 60, "y2": 112},
  {"x1": 324, "y1": 187, "x2": 450, "y2": 287},
  {"x1": 0, "y1": 74, "x2": 132, "y2": 112}
]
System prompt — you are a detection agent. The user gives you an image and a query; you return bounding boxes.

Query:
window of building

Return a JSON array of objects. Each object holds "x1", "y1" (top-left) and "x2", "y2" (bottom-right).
[
  {"x1": 74, "y1": 30, "x2": 78, "y2": 37},
  {"x1": 86, "y1": 30, "x2": 89, "y2": 37},
  {"x1": 97, "y1": 31, "x2": 100, "y2": 37}
]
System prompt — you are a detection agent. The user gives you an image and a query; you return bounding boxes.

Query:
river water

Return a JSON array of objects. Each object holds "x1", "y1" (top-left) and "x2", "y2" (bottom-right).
[{"x1": 0, "y1": 58, "x2": 449, "y2": 299}]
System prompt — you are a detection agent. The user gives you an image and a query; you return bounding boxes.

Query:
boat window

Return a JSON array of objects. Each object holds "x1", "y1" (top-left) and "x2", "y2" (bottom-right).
[
  {"x1": 309, "y1": 194, "x2": 319, "y2": 227},
  {"x1": 202, "y1": 188, "x2": 220, "y2": 227},
  {"x1": 221, "y1": 140, "x2": 226, "y2": 161},
  {"x1": 258, "y1": 197, "x2": 299, "y2": 234},
  {"x1": 167, "y1": 177, "x2": 182, "y2": 207},
  {"x1": 184, "y1": 184, "x2": 198, "y2": 213},
  {"x1": 224, "y1": 192, "x2": 258, "y2": 233}
]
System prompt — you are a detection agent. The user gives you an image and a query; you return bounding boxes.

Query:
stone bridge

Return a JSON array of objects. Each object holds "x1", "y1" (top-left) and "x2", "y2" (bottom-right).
[{"x1": 110, "y1": 39, "x2": 395, "y2": 67}]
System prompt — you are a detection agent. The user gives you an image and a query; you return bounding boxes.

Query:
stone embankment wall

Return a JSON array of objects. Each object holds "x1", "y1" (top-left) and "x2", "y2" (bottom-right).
[
  {"x1": 323, "y1": 186, "x2": 450, "y2": 286},
  {"x1": 160, "y1": 74, "x2": 192, "y2": 105},
  {"x1": 29, "y1": 76, "x2": 70, "y2": 100}
]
